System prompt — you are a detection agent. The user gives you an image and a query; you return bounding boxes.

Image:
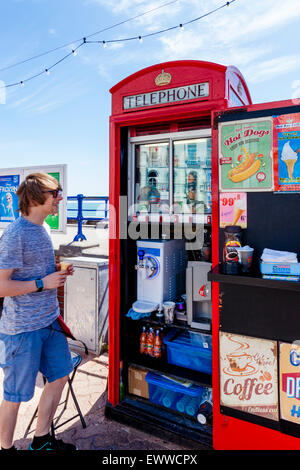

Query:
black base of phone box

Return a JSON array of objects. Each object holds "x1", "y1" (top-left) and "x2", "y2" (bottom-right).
[{"x1": 105, "y1": 397, "x2": 212, "y2": 450}]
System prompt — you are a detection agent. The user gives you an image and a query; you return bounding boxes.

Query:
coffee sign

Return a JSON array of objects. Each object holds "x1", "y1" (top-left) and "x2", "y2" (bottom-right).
[{"x1": 220, "y1": 332, "x2": 279, "y2": 421}]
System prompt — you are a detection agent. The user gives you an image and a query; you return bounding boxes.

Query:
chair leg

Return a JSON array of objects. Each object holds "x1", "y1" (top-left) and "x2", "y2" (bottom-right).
[
  {"x1": 62, "y1": 368, "x2": 76, "y2": 412},
  {"x1": 67, "y1": 378, "x2": 86, "y2": 429},
  {"x1": 24, "y1": 405, "x2": 39, "y2": 437}
]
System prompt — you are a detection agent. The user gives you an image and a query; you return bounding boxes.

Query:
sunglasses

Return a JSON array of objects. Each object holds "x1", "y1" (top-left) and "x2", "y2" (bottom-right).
[{"x1": 44, "y1": 188, "x2": 63, "y2": 198}]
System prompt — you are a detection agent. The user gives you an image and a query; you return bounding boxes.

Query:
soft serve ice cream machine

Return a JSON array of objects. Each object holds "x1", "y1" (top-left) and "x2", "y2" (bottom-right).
[
  {"x1": 132, "y1": 239, "x2": 187, "y2": 314},
  {"x1": 132, "y1": 239, "x2": 212, "y2": 331}
]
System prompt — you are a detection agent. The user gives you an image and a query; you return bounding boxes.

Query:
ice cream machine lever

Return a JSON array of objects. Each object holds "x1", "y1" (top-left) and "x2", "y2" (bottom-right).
[{"x1": 135, "y1": 249, "x2": 159, "y2": 279}]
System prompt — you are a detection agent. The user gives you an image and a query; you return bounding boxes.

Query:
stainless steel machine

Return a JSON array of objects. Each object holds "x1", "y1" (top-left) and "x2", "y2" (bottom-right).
[
  {"x1": 132, "y1": 239, "x2": 187, "y2": 314},
  {"x1": 62, "y1": 256, "x2": 109, "y2": 355},
  {"x1": 185, "y1": 261, "x2": 212, "y2": 331}
]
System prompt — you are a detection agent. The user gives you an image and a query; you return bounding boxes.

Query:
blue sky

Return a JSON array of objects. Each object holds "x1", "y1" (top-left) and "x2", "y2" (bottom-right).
[{"x1": 0, "y1": 0, "x2": 299, "y2": 196}]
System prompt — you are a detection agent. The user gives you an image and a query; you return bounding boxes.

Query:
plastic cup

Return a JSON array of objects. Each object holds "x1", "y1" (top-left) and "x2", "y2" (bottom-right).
[
  {"x1": 60, "y1": 261, "x2": 70, "y2": 271},
  {"x1": 236, "y1": 246, "x2": 254, "y2": 273},
  {"x1": 162, "y1": 301, "x2": 175, "y2": 324}
]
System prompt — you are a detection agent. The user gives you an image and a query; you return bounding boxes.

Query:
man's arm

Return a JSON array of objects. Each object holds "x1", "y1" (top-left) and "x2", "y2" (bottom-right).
[{"x1": 0, "y1": 269, "x2": 68, "y2": 297}]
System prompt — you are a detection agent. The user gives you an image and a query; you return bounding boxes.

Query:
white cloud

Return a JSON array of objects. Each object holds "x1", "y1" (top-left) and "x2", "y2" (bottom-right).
[{"x1": 244, "y1": 55, "x2": 300, "y2": 84}]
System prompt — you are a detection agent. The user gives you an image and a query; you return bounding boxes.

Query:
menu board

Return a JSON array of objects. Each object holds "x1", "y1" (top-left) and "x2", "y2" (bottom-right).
[
  {"x1": 220, "y1": 332, "x2": 279, "y2": 421},
  {"x1": 273, "y1": 113, "x2": 300, "y2": 191},
  {"x1": 280, "y1": 342, "x2": 300, "y2": 424},
  {"x1": 219, "y1": 118, "x2": 273, "y2": 192}
]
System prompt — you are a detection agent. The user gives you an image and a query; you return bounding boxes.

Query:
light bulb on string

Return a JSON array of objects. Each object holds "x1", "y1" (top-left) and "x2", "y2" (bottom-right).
[
  {"x1": 20, "y1": 81, "x2": 24, "y2": 87},
  {"x1": 179, "y1": 23, "x2": 184, "y2": 31},
  {"x1": 45, "y1": 69, "x2": 50, "y2": 75},
  {"x1": 72, "y1": 49, "x2": 77, "y2": 56},
  {"x1": 102, "y1": 40, "x2": 107, "y2": 48},
  {"x1": 138, "y1": 36, "x2": 143, "y2": 43}
]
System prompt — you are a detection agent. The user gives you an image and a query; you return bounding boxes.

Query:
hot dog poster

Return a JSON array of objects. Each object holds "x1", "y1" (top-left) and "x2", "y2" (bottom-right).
[
  {"x1": 219, "y1": 332, "x2": 279, "y2": 421},
  {"x1": 273, "y1": 113, "x2": 300, "y2": 192},
  {"x1": 219, "y1": 118, "x2": 273, "y2": 192}
]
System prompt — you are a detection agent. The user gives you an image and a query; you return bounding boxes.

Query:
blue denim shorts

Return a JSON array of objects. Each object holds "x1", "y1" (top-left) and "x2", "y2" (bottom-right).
[{"x1": 0, "y1": 319, "x2": 74, "y2": 403}]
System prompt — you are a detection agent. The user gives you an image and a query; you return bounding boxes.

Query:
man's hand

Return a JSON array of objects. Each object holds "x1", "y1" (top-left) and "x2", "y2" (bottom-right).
[{"x1": 43, "y1": 271, "x2": 68, "y2": 289}]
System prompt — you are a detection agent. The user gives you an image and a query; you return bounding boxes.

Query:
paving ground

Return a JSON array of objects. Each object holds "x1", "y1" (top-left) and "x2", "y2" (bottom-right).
[{"x1": 0, "y1": 350, "x2": 208, "y2": 451}]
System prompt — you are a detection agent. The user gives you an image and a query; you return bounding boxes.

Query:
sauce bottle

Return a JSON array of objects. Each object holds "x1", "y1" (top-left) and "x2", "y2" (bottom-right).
[
  {"x1": 139, "y1": 325, "x2": 147, "y2": 354},
  {"x1": 153, "y1": 329, "x2": 162, "y2": 358},
  {"x1": 146, "y1": 327, "x2": 154, "y2": 357}
]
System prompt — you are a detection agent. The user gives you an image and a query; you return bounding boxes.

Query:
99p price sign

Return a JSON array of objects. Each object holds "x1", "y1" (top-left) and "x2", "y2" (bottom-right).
[{"x1": 219, "y1": 192, "x2": 247, "y2": 228}]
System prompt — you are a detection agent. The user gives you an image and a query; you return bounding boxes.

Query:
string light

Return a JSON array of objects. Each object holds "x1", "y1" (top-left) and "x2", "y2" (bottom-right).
[
  {"x1": 0, "y1": 0, "x2": 180, "y2": 74},
  {"x1": 0, "y1": 0, "x2": 237, "y2": 91}
]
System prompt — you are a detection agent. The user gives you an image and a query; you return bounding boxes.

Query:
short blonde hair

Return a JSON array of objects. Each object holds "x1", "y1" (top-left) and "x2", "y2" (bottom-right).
[{"x1": 17, "y1": 173, "x2": 61, "y2": 215}]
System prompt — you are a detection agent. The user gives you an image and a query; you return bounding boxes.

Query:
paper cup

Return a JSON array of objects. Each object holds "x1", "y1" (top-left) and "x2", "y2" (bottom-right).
[
  {"x1": 236, "y1": 247, "x2": 254, "y2": 273},
  {"x1": 162, "y1": 301, "x2": 175, "y2": 324}
]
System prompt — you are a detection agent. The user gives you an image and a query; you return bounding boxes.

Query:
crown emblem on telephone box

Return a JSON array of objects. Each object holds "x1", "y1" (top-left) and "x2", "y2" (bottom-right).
[{"x1": 155, "y1": 70, "x2": 172, "y2": 86}]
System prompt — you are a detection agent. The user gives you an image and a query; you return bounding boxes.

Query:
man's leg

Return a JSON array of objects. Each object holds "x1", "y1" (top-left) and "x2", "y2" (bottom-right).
[
  {"x1": 0, "y1": 399, "x2": 20, "y2": 449},
  {"x1": 35, "y1": 375, "x2": 69, "y2": 437}
]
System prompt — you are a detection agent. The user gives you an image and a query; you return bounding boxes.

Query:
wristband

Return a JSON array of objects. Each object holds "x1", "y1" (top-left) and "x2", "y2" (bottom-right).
[{"x1": 35, "y1": 278, "x2": 44, "y2": 292}]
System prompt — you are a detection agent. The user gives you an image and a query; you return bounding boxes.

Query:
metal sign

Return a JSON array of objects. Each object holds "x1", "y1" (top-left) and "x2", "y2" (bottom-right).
[
  {"x1": 220, "y1": 332, "x2": 279, "y2": 421},
  {"x1": 219, "y1": 117, "x2": 273, "y2": 192},
  {"x1": 123, "y1": 82, "x2": 209, "y2": 110},
  {"x1": 279, "y1": 342, "x2": 300, "y2": 424},
  {"x1": 273, "y1": 113, "x2": 300, "y2": 192}
]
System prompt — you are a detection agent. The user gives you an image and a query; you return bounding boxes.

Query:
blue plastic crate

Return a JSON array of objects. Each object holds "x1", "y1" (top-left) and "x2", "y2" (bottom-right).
[
  {"x1": 145, "y1": 371, "x2": 204, "y2": 417},
  {"x1": 163, "y1": 329, "x2": 212, "y2": 374}
]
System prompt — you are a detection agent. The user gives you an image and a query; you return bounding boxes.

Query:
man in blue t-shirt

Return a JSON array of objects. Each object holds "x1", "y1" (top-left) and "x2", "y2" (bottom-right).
[{"x1": 0, "y1": 173, "x2": 76, "y2": 451}]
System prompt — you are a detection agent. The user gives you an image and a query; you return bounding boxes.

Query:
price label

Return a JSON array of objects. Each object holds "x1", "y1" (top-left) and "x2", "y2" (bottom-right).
[{"x1": 219, "y1": 192, "x2": 247, "y2": 228}]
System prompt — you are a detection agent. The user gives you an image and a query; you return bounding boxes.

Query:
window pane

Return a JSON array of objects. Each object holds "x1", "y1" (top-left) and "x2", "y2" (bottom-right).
[
  {"x1": 135, "y1": 142, "x2": 169, "y2": 213},
  {"x1": 173, "y1": 138, "x2": 211, "y2": 214}
]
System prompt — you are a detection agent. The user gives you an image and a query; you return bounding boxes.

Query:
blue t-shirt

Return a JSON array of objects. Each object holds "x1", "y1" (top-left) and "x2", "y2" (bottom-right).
[{"x1": 0, "y1": 216, "x2": 60, "y2": 334}]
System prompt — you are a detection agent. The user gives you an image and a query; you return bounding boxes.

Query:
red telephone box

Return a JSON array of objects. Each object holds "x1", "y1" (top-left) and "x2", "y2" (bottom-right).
[{"x1": 105, "y1": 59, "x2": 257, "y2": 448}]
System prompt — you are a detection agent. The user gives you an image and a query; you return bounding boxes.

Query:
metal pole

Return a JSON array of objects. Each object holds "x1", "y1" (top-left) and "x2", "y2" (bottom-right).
[
  {"x1": 105, "y1": 197, "x2": 108, "y2": 219},
  {"x1": 73, "y1": 194, "x2": 87, "y2": 241}
]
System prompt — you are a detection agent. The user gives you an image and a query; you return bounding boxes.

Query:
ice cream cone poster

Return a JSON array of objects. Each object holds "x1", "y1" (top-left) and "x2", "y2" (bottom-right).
[
  {"x1": 273, "y1": 113, "x2": 300, "y2": 191},
  {"x1": 279, "y1": 342, "x2": 300, "y2": 424},
  {"x1": 219, "y1": 118, "x2": 273, "y2": 192},
  {"x1": 220, "y1": 332, "x2": 279, "y2": 421},
  {"x1": 219, "y1": 192, "x2": 247, "y2": 228}
]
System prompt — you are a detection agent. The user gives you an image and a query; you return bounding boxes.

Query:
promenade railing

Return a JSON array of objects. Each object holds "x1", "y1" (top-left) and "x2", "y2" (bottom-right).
[{"x1": 67, "y1": 195, "x2": 109, "y2": 242}]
